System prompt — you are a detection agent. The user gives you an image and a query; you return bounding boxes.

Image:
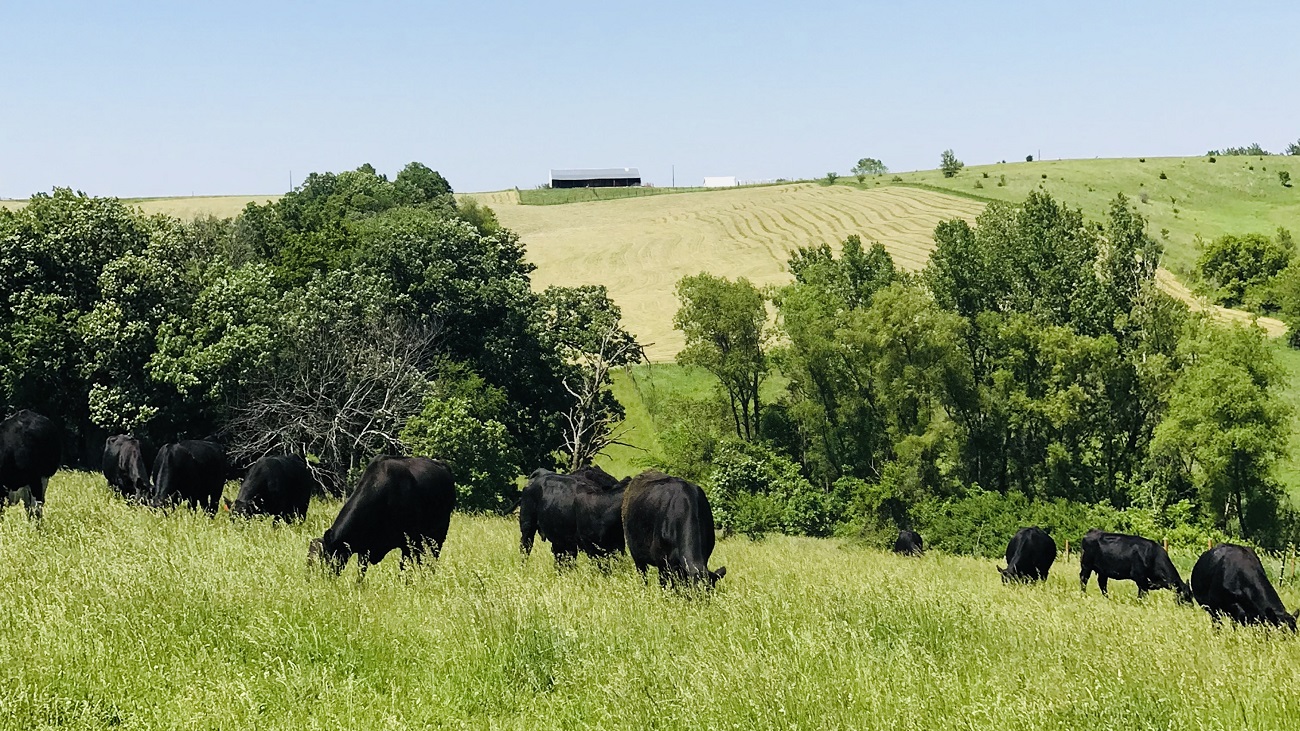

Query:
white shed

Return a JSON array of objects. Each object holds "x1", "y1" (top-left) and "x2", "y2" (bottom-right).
[{"x1": 702, "y1": 176, "x2": 737, "y2": 188}]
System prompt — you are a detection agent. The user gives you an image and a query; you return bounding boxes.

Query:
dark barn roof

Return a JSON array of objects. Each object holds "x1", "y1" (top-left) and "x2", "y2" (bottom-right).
[{"x1": 550, "y1": 167, "x2": 640, "y2": 182}]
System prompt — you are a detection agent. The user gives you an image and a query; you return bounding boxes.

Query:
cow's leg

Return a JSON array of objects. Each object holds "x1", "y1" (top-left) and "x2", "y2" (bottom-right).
[
  {"x1": 1079, "y1": 564, "x2": 1092, "y2": 593},
  {"x1": 1205, "y1": 606, "x2": 1224, "y2": 628},
  {"x1": 1135, "y1": 578, "x2": 1149, "y2": 599},
  {"x1": 552, "y1": 543, "x2": 577, "y2": 570},
  {"x1": 634, "y1": 560, "x2": 649, "y2": 584},
  {"x1": 1097, "y1": 575, "x2": 1109, "y2": 597}
]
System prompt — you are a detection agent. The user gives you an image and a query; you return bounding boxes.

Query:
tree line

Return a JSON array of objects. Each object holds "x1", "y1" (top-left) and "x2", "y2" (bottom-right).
[
  {"x1": 0, "y1": 163, "x2": 640, "y2": 510},
  {"x1": 668, "y1": 191, "x2": 1296, "y2": 549}
]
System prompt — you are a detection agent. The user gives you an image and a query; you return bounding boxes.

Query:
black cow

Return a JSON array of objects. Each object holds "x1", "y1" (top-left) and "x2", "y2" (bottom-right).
[
  {"x1": 224, "y1": 454, "x2": 315, "y2": 522},
  {"x1": 102, "y1": 434, "x2": 150, "y2": 501},
  {"x1": 622, "y1": 470, "x2": 725, "y2": 588},
  {"x1": 893, "y1": 529, "x2": 924, "y2": 556},
  {"x1": 520, "y1": 466, "x2": 627, "y2": 566},
  {"x1": 575, "y1": 476, "x2": 629, "y2": 560},
  {"x1": 308, "y1": 456, "x2": 455, "y2": 575},
  {"x1": 1079, "y1": 529, "x2": 1191, "y2": 602},
  {"x1": 999, "y1": 527, "x2": 1057, "y2": 583},
  {"x1": 151, "y1": 440, "x2": 228, "y2": 514},
  {"x1": 1, "y1": 410, "x2": 61, "y2": 518},
  {"x1": 1191, "y1": 543, "x2": 1297, "y2": 630}
]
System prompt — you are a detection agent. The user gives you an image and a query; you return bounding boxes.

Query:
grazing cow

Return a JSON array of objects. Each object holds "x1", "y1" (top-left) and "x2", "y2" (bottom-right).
[
  {"x1": 0, "y1": 410, "x2": 61, "y2": 518},
  {"x1": 999, "y1": 527, "x2": 1057, "y2": 583},
  {"x1": 308, "y1": 456, "x2": 455, "y2": 575},
  {"x1": 1191, "y1": 544, "x2": 1297, "y2": 630},
  {"x1": 151, "y1": 440, "x2": 228, "y2": 514},
  {"x1": 1079, "y1": 529, "x2": 1191, "y2": 602},
  {"x1": 575, "y1": 476, "x2": 629, "y2": 560},
  {"x1": 622, "y1": 470, "x2": 725, "y2": 588},
  {"x1": 102, "y1": 434, "x2": 150, "y2": 501},
  {"x1": 519, "y1": 466, "x2": 626, "y2": 566},
  {"x1": 893, "y1": 529, "x2": 924, "y2": 556},
  {"x1": 224, "y1": 454, "x2": 315, "y2": 522}
]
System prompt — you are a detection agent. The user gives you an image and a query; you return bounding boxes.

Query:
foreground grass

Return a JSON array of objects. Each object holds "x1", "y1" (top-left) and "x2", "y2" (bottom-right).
[{"x1": 4, "y1": 472, "x2": 1300, "y2": 729}]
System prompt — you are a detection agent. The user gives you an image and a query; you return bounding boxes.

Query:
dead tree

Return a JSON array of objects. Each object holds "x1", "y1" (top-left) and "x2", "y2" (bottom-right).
[
  {"x1": 227, "y1": 318, "x2": 438, "y2": 494},
  {"x1": 559, "y1": 324, "x2": 645, "y2": 471}
]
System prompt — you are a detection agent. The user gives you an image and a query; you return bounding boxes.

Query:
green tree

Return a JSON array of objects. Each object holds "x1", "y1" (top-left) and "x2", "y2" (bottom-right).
[
  {"x1": 1287, "y1": 139, "x2": 1300, "y2": 156},
  {"x1": 674, "y1": 274, "x2": 768, "y2": 441},
  {"x1": 851, "y1": 158, "x2": 887, "y2": 182},
  {"x1": 940, "y1": 149, "x2": 964, "y2": 178},
  {"x1": 401, "y1": 393, "x2": 522, "y2": 513},
  {"x1": 1196, "y1": 232, "x2": 1291, "y2": 309},
  {"x1": 1151, "y1": 322, "x2": 1290, "y2": 542},
  {"x1": 825, "y1": 172, "x2": 839, "y2": 184},
  {"x1": 0, "y1": 189, "x2": 150, "y2": 455}
]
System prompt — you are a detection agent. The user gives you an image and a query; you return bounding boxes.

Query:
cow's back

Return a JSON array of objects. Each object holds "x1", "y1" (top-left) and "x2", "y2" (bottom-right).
[
  {"x1": 327, "y1": 456, "x2": 455, "y2": 560},
  {"x1": 0, "y1": 410, "x2": 60, "y2": 487}
]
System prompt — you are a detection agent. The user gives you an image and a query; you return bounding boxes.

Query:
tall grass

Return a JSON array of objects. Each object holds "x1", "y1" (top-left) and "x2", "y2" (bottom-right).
[{"x1": 4, "y1": 472, "x2": 1300, "y2": 729}]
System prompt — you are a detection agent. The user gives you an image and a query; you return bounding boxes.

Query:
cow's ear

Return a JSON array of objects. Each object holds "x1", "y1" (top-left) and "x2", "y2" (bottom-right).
[
  {"x1": 222, "y1": 497, "x2": 232, "y2": 510},
  {"x1": 715, "y1": 566, "x2": 726, "y2": 580}
]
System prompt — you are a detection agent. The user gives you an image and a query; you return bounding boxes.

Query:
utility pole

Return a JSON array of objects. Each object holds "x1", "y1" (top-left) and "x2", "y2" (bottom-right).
[{"x1": 672, "y1": 164, "x2": 675, "y2": 188}]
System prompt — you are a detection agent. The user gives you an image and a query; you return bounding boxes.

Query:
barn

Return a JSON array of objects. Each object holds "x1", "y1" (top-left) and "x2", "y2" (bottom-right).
[{"x1": 550, "y1": 168, "x2": 641, "y2": 189}]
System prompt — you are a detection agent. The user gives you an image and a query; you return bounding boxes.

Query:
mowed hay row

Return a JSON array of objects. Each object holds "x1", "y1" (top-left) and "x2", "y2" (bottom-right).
[
  {"x1": 5, "y1": 472, "x2": 1300, "y2": 729},
  {"x1": 484, "y1": 184, "x2": 984, "y2": 360}
]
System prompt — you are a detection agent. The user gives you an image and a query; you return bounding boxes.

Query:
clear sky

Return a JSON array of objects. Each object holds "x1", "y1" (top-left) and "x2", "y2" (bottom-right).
[{"x1": 3, "y1": 1, "x2": 1298, "y2": 197}]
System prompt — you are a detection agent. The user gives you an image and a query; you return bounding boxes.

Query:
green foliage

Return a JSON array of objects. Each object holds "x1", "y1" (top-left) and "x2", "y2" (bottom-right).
[
  {"x1": 1288, "y1": 140, "x2": 1300, "y2": 156},
  {"x1": 940, "y1": 149, "x2": 964, "y2": 178},
  {"x1": 851, "y1": 157, "x2": 888, "y2": 182},
  {"x1": 825, "y1": 172, "x2": 839, "y2": 185},
  {"x1": 674, "y1": 273, "x2": 768, "y2": 441},
  {"x1": 1196, "y1": 231, "x2": 1291, "y2": 308},
  {"x1": 707, "y1": 440, "x2": 837, "y2": 538},
  {"x1": 0, "y1": 189, "x2": 150, "y2": 448},
  {"x1": 1207, "y1": 143, "x2": 1271, "y2": 156},
  {"x1": 401, "y1": 393, "x2": 522, "y2": 513},
  {"x1": 1151, "y1": 322, "x2": 1291, "y2": 542},
  {"x1": 1281, "y1": 171, "x2": 1292, "y2": 188}
]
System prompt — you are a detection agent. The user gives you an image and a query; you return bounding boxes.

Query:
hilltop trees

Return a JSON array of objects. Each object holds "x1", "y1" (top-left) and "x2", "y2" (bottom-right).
[
  {"x1": 940, "y1": 149, "x2": 964, "y2": 178},
  {"x1": 1195, "y1": 231, "x2": 1291, "y2": 309},
  {"x1": 852, "y1": 158, "x2": 888, "y2": 182}
]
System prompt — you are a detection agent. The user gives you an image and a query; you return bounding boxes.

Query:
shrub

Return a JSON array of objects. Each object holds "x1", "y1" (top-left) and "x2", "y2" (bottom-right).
[
  {"x1": 1041, "y1": 174, "x2": 1047, "y2": 179},
  {"x1": 974, "y1": 179, "x2": 984, "y2": 189},
  {"x1": 1139, "y1": 158, "x2": 1146, "y2": 163},
  {"x1": 1159, "y1": 171, "x2": 1168, "y2": 180},
  {"x1": 997, "y1": 174, "x2": 1006, "y2": 187},
  {"x1": 1160, "y1": 228, "x2": 1170, "y2": 239},
  {"x1": 707, "y1": 440, "x2": 837, "y2": 538},
  {"x1": 825, "y1": 172, "x2": 839, "y2": 184},
  {"x1": 891, "y1": 175, "x2": 903, "y2": 183},
  {"x1": 1026, "y1": 155, "x2": 1034, "y2": 162},
  {"x1": 1209, "y1": 156, "x2": 1217, "y2": 163},
  {"x1": 400, "y1": 394, "x2": 522, "y2": 513},
  {"x1": 1139, "y1": 191, "x2": 1149, "y2": 204},
  {"x1": 982, "y1": 172, "x2": 989, "y2": 178},
  {"x1": 1281, "y1": 171, "x2": 1292, "y2": 187}
]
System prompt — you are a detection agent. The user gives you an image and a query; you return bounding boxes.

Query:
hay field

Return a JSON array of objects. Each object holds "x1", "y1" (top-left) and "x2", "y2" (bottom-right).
[
  {"x1": 5, "y1": 471, "x2": 1300, "y2": 730},
  {"x1": 482, "y1": 184, "x2": 985, "y2": 360},
  {"x1": 1, "y1": 195, "x2": 280, "y2": 220}
]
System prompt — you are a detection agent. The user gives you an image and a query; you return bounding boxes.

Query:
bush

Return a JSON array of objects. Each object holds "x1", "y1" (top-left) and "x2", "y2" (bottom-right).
[
  {"x1": 1041, "y1": 174, "x2": 1047, "y2": 179},
  {"x1": 1281, "y1": 171, "x2": 1292, "y2": 187},
  {"x1": 707, "y1": 440, "x2": 837, "y2": 538},
  {"x1": 825, "y1": 172, "x2": 839, "y2": 185},
  {"x1": 1139, "y1": 158, "x2": 1146, "y2": 163},
  {"x1": 1209, "y1": 156, "x2": 1217, "y2": 163},
  {"x1": 400, "y1": 394, "x2": 522, "y2": 513},
  {"x1": 982, "y1": 172, "x2": 989, "y2": 178},
  {"x1": 1159, "y1": 171, "x2": 1168, "y2": 180},
  {"x1": 997, "y1": 174, "x2": 1007, "y2": 187},
  {"x1": 1139, "y1": 191, "x2": 1149, "y2": 204},
  {"x1": 1026, "y1": 155, "x2": 1034, "y2": 162},
  {"x1": 974, "y1": 179, "x2": 984, "y2": 189},
  {"x1": 891, "y1": 175, "x2": 903, "y2": 183}
]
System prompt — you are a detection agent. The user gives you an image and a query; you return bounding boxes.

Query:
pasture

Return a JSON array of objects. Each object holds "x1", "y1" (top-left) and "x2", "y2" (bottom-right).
[
  {"x1": 4, "y1": 472, "x2": 1300, "y2": 730},
  {"x1": 483, "y1": 184, "x2": 985, "y2": 360}
]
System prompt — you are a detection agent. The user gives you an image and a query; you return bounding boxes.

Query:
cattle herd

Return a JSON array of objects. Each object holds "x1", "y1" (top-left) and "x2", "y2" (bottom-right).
[{"x1": 2, "y1": 408, "x2": 1298, "y2": 628}]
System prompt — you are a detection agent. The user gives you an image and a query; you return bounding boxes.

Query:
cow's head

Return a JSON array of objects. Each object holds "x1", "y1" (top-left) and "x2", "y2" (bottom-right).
[
  {"x1": 307, "y1": 530, "x2": 346, "y2": 574},
  {"x1": 709, "y1": 566, "x2": 727, "y2": 587},
  {"x1": 997, "y1": 565, "x2": 1011, "y2": 583}
]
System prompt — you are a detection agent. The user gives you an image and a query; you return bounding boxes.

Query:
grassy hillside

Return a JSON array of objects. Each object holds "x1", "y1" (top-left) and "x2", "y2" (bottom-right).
[
  {"x1": 484, "y1": 184, "x2": 984, "y2": 360},
  {"x1": 883, "y1": 155, "x2": 1300, "y2": 278},
  {"x1": 5, "y1": 472, "x2": 1300, "y2": 729}
]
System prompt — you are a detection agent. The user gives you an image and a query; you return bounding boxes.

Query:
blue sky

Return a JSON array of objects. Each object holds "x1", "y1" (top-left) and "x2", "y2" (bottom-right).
[{"x1": 3, "y1": 1, "x2": 1298, "y2": 197}]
